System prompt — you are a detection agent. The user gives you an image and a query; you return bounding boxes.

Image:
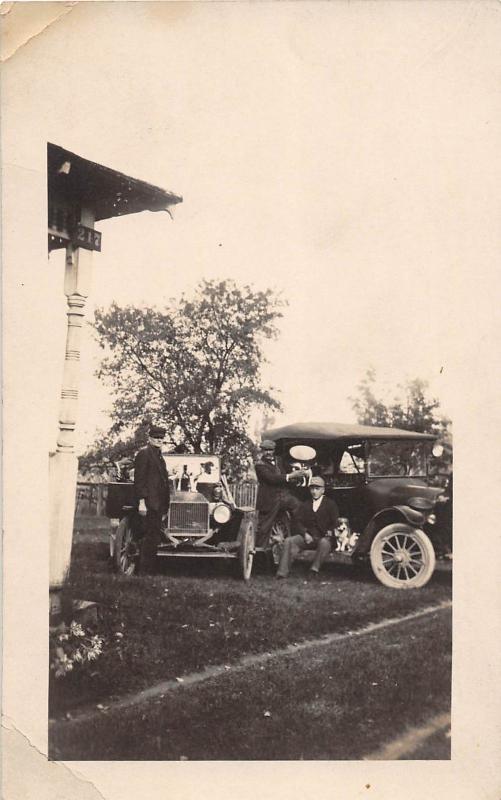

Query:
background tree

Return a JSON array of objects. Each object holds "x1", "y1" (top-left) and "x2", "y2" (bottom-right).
[
  {"x1": 350, "y1": 368, "x2": 452, "y2": 479},
  {"x1": 83, "y1": 279, "x2": 285, "y2": 477}
]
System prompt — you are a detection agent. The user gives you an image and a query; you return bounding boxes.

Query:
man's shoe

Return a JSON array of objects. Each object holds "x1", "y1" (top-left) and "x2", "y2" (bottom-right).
[
  {"x1": 275, "y1": 574, "x2": 287, "y2": 580},
  {"x1": 307, "y1": 570, "x2": 319, "y2": 580}
]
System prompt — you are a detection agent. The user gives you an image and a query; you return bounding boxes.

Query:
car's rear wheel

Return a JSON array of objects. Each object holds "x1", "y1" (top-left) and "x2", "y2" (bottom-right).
[
  {"x1": 370, "y1": 523, "x2": 436, "y2": 589},
  {"x1": 114, "y1": 517, "x2": 139, "y2": 576},
  {"x1": 238, "y1": 517, "x2": 256, "y2": 581},
  {"x1": 109, "y1": 528, "x2": 115, "y2": 559}
]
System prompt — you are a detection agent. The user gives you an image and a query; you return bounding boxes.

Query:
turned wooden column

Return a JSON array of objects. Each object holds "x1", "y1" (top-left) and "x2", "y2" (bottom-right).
[{"x1": 49, "y1": 208, "x2": 94, "y2": 593}]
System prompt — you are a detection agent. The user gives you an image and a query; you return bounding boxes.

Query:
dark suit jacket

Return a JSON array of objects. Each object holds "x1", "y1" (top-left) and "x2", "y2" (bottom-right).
[
  {"x1": 255, "y1": 460, "x2": 291, "y2": 512},
  {"x1": 134, "y1": 445, "x2": 170, "y2": 513},
  {"x1": 295, "y1": 495, "x2": 339, "y2": 542}
]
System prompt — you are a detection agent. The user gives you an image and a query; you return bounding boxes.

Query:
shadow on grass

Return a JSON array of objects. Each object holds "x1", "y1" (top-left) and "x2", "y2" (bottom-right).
[
  {"x1": 50, "y1": 611, "x2": 452, "y2": 761},
  {"x1": 73, "y1": 532, "x2": 452, "y2": 586},
  {"x1": 51, "y1": 533, "x2": 452, "y2": 720}
]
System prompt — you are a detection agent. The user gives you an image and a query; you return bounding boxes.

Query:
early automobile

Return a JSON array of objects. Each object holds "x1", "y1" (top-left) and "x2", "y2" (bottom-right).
[
  {"x1": 106, "y1": 453, "x2": 256, "y2": 580},
  {"x1": 261, "y1": 421, "x2": 452, "y2": 589},
  {"x1": 105, "y1": 425, "x2": 451, "y2": 588}
]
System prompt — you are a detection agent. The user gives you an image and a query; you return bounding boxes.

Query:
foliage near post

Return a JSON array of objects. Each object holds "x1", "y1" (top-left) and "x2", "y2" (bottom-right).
[
  {"x1": 86, "y1": 280, "x2": 284, "y2": 477},
  {"x1": 350, "y1": 368, "x2": 452, "y2": 476}
]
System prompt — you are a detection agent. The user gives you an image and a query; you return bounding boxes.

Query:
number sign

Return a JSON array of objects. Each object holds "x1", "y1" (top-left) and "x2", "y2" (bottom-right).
[{"x1": 73, "y1": 224, "x2": 102, "y2": 252}]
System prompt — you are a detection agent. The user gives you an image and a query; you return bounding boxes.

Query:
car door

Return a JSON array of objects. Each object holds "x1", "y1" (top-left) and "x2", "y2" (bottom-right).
[{"x1": 328, "y1": 445, "x2": 369, "y2": 532}]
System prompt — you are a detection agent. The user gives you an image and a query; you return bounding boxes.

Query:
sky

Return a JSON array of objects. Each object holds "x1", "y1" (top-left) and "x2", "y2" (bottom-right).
[
  {"x1": 32, "y1": 0, "x2": 499, "y2": 452},
  {"x1": 3, "y1": 0, "x2": 501, "y2": 784}
]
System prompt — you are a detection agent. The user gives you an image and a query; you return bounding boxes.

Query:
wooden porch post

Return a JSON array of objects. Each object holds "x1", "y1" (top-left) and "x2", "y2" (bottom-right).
[{"x1": 49, "y1": 208, "x2": 94, "y2": 595}]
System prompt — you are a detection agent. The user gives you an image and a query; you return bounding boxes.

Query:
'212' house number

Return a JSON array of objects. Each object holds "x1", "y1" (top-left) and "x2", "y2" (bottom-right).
[{"x1": 74, "y1": 224, "x2": 102, "y2": 252}]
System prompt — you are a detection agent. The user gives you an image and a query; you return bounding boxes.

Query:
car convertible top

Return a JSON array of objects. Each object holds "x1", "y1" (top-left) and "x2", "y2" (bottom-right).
[{"x1": 263, "y1": 421, "x2": 435, "y2": 442}]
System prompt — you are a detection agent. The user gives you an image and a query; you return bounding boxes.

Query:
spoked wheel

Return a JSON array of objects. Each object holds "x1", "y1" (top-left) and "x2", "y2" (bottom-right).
[
  {"x1": 269, "y1": 513, "x2": 291, "y2": 567},
  {"x1": 109, "y1": 526, "x2": 116, "y2": 558},
  {"x1": 114, "y1": 517, "x2": 140, "y2": 576},
  {"x1": 238, "y1": 516, "x2": 256, "y2": 581},
  {"x1": 370, "y1": 523, "x2": 436, "y2": 589}
]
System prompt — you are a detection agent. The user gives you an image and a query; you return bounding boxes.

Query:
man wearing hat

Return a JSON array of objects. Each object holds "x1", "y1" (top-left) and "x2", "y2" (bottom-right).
[
  {"x1": 276, "y1": 476, "x2": 339, "y2": 579},
  {"x1": 134, "y1": 425, "x2": 170, "y2": 573},
  {"x1": 254, "y1": 439, "x2": 309, "y2": 547}
]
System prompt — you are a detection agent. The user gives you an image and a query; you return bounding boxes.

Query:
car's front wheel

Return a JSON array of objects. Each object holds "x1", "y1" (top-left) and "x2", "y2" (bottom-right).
[
  {"x1": 370, "y1": 523, "x2": 436, "y2": 589},
  {"x1": 114, "y1": 517, "x2": 139, "y2": 576},
  {"x1": 238, "y1": 516, "x2": 256, "y2": 581}
]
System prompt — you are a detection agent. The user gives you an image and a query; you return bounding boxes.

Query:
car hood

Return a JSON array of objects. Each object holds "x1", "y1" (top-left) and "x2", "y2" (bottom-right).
[
  {"x1": 170, "y1": 490, "x2": 209, "y2": 504},
  {"x1": 367, "y1": 478, "x2": 442, "y2": 511}
]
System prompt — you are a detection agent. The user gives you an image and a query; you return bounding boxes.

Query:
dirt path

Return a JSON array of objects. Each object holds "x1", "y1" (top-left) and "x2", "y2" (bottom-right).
[
  {"x1": 52, "y1": 600, "x2": 452, "y2": 726},
  {"x1": 362, "y1": 711, "x2": 451, "y2": 759}
]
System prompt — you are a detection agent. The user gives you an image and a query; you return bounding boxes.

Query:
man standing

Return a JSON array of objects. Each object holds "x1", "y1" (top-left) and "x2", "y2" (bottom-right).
[
  {"x1": 254, "y1": 439, "x2": 308, "y2": 547},
  {"x1": 134, "y1": 425, "x2": 170, "y2": 574},
  {"x1": 276, "y1": 476, "x2": 339, "y2": 579}
]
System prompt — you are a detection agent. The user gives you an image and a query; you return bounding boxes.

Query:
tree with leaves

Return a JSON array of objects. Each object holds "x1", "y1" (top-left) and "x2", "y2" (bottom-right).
[
  {"x1": 84, "y1": 279, "x2": 285, "y2": 477},
  {"x1": 350, "y1": 368, "x2": 452, "y2": 478}
]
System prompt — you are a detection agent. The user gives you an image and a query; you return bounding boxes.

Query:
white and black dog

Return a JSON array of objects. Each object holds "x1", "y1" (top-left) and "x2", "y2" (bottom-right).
[{"x1": 335, "y1": 518, "x2": 359, "y2": 552}]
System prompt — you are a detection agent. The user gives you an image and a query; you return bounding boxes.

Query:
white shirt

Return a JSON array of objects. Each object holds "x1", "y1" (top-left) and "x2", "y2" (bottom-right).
[{"x1": 312, "y1": 496, "x2": 324, "y2": 513}]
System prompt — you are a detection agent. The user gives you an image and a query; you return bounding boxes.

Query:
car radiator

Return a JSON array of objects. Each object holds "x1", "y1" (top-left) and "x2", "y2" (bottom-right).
[{"x1": 168, "y1": 498, "x2": 209, "y2": 535}]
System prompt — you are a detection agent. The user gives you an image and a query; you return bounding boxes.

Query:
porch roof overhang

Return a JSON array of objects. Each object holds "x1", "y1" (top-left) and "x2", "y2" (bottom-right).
[{"x1": 48, "y1": 143, "x2": 183, "y2": 250}]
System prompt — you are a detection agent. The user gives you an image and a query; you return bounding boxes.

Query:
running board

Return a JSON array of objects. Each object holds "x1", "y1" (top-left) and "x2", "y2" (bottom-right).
[{"x1": 156, "y1": 551, "x2": 238, "y2": 559}]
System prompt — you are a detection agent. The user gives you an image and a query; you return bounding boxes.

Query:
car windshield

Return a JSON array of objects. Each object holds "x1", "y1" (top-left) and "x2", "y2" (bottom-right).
[
  {"x1": 367, "y1": 440, "x2": 428, "y2": 477},
  {"x1": 161, "y1": 453, "x2": 221, "y2": 490},
  {"x1": 338, "y1": 444, "x2": 365, "y2": 474}
]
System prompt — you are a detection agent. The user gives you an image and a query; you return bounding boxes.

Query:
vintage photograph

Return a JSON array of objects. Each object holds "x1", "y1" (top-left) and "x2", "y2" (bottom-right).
[{"x1": 2, "y1": 1, "x2": 500, "y2": 797}]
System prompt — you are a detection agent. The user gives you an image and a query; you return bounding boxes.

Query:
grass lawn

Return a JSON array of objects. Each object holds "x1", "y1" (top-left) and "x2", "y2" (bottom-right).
[
  {"x1": 49, "y1": 530, "x2": 452, "y2": 719},
  {"x1": 49, "y1": 609, "x2": 452, "y2": 760}
]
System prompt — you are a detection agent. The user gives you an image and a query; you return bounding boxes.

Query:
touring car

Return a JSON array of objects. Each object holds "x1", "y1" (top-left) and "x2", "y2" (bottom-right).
[
  {"x1": 262, "y1": 421, "x2": 452, "y2": 589},
  {"x1": 106, "y1": 453, "x2": 255, "y2": 580}
]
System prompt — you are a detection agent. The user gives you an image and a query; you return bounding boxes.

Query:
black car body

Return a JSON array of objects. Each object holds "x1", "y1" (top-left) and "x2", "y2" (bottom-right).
[
  {"x1": 263, "y1": 421, "x2": 452, "y2": 589},
  {"x1": 106, "y1": 453, "x2": 255, "y2": 580}
]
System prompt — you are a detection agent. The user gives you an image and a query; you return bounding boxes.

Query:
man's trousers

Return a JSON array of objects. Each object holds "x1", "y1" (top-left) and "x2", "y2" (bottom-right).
[
  {"x1": 140, "y1": 509, "x2": 164, "y2": 574},
  {"x1": 256, "y1": 492, "x2": 300, "y2": 548},
  {"x1": 276, "y1": 534, "x2": 332, "y2": 577}
]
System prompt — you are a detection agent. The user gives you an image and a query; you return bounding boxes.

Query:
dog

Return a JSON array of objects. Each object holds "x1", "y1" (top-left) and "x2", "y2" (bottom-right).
[{"x1": 335, "y1": 519, "x2": 359, "y2": 552}]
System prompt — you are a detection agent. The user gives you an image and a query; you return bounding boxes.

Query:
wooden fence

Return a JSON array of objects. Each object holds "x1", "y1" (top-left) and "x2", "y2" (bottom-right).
[
  {"x1": 75, "y1": 481, "x2": 258, "y2": 516},
  {"x1": 75, "y1": 483, "x2": 109, "y2": 516}
]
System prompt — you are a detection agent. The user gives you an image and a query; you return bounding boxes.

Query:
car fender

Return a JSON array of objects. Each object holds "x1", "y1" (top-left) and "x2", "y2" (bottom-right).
[{"x1": 353, "y1": 505, "x2": 426, "y2": 557}]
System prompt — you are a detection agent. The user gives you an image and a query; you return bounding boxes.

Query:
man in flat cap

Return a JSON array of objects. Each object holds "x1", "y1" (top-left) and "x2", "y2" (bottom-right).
[
  {"x1": 254, "y1": 439, "x2": 309, "y2": 547},
  {"x1": 134, "y1": 425, "x2": 170, "y2": 573},
  {"x1": 276, "y1": 476, "x2": 339, "y2": 579}
]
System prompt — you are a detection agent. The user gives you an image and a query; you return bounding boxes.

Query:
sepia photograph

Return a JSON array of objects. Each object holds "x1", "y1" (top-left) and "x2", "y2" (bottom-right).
[{"x1": 2, "y1": 1, "x2": 500, "y2": 798}]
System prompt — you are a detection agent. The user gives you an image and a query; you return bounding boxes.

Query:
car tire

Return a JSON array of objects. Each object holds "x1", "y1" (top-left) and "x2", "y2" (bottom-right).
[
  {"x1": 108, "y1": 528, "x2": 116, "y2": 572},
  {"x1": 370, "y1": 523, "x2": 436, "y2": 589},
  {"x1": 238, "y1": 516, "x2": 256, "y2": 582},
  {"x1": 109, "y1": 523, "x2": 118, "y2": 559},
  {"x1": 114, "y1": 517, "x2": 139, "y2": 576}
]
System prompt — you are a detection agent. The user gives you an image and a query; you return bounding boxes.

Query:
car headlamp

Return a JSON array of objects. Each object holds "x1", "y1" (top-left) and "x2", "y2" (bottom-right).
[
  {"x1": 213, "y1": 503, "x2": 232, "y2": 525},
  {"x1": 426, "y1": 513, "x2": 436, "y2": 525}
]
